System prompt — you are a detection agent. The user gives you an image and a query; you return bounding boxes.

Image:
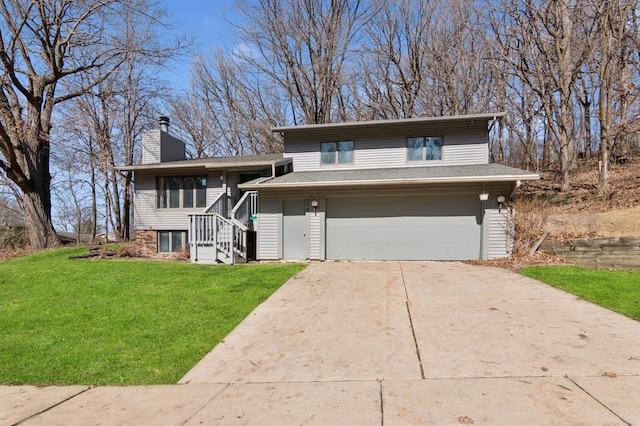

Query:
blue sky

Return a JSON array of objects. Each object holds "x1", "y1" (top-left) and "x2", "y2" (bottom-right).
[{"x1": 160, "y1": 0, "x2": 243, "y2": 89}]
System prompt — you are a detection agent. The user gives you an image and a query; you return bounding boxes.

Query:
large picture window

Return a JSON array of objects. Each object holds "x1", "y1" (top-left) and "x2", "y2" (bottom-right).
[
  {"x1": 407, "y1": 136, "x2": 443, "y2": 161},
  {"x1": 158, "y1": 231, "x2": 185, "y2": 253},
  {"x1": 157, "y1": 177, "x2": 206, "y2": 208},
  {"x1": 321, "y1": 141, "x2": 354, "y2": 165}
]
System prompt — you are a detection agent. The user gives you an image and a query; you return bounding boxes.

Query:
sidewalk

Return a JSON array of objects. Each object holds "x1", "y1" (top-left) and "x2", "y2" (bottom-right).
[{"x1": 3, "y1": 262, "x2": 640, "y2": 425}]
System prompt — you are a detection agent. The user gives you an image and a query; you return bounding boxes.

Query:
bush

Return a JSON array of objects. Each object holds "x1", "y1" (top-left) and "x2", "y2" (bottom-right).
[
  {"x1": 117, "y1": 243, "x2": 136, "y2": 258},
  {"x1": 0, "y1": 226, "x2": 26, "y2": 250},
  {"x1": 511, "y1": 197, "x2": 551, "y2": 255}
]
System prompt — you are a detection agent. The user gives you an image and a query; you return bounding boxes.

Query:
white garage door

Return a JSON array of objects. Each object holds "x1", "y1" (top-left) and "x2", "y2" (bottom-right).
[{"x1": 326, "y1": 194, "x2": 481, "y2": 260}]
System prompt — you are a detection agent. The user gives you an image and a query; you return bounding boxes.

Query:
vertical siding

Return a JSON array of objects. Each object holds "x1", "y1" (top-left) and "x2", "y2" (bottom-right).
[
  {"x1": 488, "y1": 209, "x2": 512, "y2": 259},
  {"x1": 257, "y1": 192, "x2": 279, "y2": 260}
]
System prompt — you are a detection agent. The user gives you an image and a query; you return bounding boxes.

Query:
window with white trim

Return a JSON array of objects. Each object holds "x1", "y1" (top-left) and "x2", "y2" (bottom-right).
[
  {"x1": 407, "y1": 136, "x2": 443, "y2": 161},
  {"x1": 157, "y1": 177, "x2": 206, "y2": 208},
  {"x1": 321, "y1": 141, "x2": 354, "y2": 165},
  {"x1": 158, "y1": 231, "x2": 186, "y2": 253}
]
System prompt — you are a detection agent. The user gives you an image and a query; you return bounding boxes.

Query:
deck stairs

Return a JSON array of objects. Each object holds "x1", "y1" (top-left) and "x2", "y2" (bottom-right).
[{"x1": 188, "y1": 191, "x2": 257, "y2": 264}]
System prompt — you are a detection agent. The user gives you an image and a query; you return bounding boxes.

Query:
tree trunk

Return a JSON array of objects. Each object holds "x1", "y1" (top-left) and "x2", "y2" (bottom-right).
[{"x1": 22, "y1": 189, "x2": 59, "y2": 250}]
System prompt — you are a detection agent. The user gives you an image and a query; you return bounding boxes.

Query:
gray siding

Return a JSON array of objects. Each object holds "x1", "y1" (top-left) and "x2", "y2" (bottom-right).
[
  {"x1": 141, "y1": 130, "x2": 185, "y2": 164},
  {"x1": 325, "y1": 193, "x2": 480, "y2": 260},
  {"x1": 254, "y1": 183, "x2": 515, "y2": 261},
  {"x1": 160, "y1": 132, "x2": 186, "y2": 162},
  {"x1": 134, "y1": 170, "x2": 224, "y2": 231},
  {"x1": 256, "y1": 192, "x2": 279, "y2": 260},
  {"x1": 284, "y1": 121, "x2": 488, "y2": 171}
]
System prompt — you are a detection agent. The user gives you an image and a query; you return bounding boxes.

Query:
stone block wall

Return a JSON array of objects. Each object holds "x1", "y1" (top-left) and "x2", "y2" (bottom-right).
[
  {"x1": 135, "y1": 230, "x2": 157, "y2": 257},
  {"x1": 539, "y1": 236, "x2": 640, "y2": 270}
]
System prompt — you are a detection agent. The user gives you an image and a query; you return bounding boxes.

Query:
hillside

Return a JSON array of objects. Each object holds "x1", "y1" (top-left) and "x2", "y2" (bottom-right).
[{"x1": 516, "y1": 153, "x2": 640, "y2": 239}]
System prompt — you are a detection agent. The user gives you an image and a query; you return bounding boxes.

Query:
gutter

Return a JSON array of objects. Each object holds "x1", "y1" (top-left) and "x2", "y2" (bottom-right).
[
  {"x1": 239, "y1": 173, "x2": 540, "y2": 190},
  {"x1": 115, "y1": 158, "x2": 292, "y2": 172}
]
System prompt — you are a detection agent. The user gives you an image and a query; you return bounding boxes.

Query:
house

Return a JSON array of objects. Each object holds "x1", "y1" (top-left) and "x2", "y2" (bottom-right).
[{"x1": 121, "y1": 113, "x2": 539, "y2": 263}]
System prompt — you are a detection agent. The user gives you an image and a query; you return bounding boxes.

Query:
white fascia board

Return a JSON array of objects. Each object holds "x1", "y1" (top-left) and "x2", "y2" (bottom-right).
[
  {"x1": 239, "y1": 173, "x2": 540, "y2": 190},
  {"x1": 116, "y1": 158, "x2": 289, "y2": 172},
  {"x1": 272, "y1": 112, "x2": 506, "y2": 133}
]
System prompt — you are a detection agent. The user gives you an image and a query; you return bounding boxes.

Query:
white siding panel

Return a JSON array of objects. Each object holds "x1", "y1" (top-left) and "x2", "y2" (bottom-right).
[
  {"x1": 141, "y1": 131, "x2": 160, "y2": 164},
  {"x1": 488, "y1": 209, "x2": 512, "y2": 259},
  {"x1": 284, "y1": 142, "x2": 315, "y2": 170},
  {"x1": 257, "y1": 193, "x2": 279, "y2": 260},
  {"x1": 309, "y1": 213, "x2": 321, "y2": 260},
  {"x1": 443, "y1": 144, "x2": 488, "y2": 165}
]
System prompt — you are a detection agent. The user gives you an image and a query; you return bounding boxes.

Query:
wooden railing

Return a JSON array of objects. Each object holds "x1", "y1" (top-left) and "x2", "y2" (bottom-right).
[
  {"x1": 204, "y1": 192, "x2": 228, "y2": 217},
  {"x1": 189, "y1": 212, "x2": 248, "y2": 264},
  {"x1": 230, "y1": 191, "x2": 258, "y2": 229}
]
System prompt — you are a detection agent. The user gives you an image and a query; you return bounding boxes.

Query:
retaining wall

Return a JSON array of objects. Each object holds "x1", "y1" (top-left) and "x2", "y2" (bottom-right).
[{"x1": 539, "y1": 236, "x2": 640, "y2": 270}]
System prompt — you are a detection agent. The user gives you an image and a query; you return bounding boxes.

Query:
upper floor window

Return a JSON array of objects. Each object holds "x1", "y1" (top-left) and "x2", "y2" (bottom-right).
[
  {"x1": 321, "y1": 141, "x2": 354, "y2": 165},
  {"x1": 157, "y1": 177, "x2": 206, "y2": 209},
  {"x1": 407, "y1": 136, "x2": 443, "y2": 161}
]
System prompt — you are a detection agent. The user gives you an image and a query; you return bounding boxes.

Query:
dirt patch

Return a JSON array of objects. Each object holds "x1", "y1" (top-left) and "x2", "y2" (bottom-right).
[
  {"x1": 517, "y1": 154, "x2": 640, "y2": 239},
  {"x1": 548, "y1": 205, "x2": 640, "y2": 237}
]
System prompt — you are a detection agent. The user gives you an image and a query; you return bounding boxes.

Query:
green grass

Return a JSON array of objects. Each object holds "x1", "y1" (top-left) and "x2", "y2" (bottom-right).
[
  {"x1": 0, "y1": 247, "x2": 305, "y2": 385},
  {"x1": 521, "y1": 265, "x2": 640, "y2": 321}
]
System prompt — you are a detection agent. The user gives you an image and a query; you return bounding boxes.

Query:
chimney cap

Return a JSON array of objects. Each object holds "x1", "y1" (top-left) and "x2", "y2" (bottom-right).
[{"x1": 159, "y1": 116, "x2": 170, "y2": 132}]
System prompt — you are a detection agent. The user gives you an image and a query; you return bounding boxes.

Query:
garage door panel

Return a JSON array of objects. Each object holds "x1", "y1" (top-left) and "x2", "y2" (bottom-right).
[{"x1": 326, "y1": 195, "x2": 480, "y2": 260}]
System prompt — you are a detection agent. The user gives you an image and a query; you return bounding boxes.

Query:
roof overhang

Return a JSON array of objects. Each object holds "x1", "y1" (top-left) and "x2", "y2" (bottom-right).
[
  {"x1": 115, "y1": 156, "x2": 291, "y2": 173},
  {"x1": 272, "y1": 112, "x2": 506, "y2": 134},
  {"x1": 240, "y1": 175, "x2": 536, "y2": 190},
  {"x1": 239, "y1": 165, "x2": 539, "y2": 190}
]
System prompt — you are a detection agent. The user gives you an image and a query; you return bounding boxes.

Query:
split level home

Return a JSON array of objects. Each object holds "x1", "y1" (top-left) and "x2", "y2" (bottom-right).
[{"x1": 118, "y1": 113, "x2": 539, "y2": 264}]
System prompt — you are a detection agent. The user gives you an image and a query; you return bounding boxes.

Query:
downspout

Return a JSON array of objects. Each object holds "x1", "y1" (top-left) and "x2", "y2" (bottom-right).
[
  {"x1": 507, "y1": 180, "x2": 521, "y2": 256},
  {"x1": 509, "y1": 180, "x2": 521, "y2": 199}
]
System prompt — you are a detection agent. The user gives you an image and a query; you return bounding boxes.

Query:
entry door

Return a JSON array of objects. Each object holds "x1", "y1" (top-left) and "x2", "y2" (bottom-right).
[{"x1": 283, "y1": 199, "x2": 307, "y2": 259}]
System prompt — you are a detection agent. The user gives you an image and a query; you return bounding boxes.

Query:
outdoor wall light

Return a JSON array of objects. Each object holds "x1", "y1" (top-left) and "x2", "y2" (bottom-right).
[
  {"x1": 497, "y1": 195, "x2": 506, "y2": 212},
  {"x1": 479, "y1": 192, "x2": 489, "y2": 201},
  {"x1": 310, "y1": 199, "x2": 319, "y2": 216}
]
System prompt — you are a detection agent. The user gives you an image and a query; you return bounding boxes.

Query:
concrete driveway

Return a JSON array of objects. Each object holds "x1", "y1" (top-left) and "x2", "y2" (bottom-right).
[{"x1": 4, "y1": 262, "x2": 640, "y2": 425}]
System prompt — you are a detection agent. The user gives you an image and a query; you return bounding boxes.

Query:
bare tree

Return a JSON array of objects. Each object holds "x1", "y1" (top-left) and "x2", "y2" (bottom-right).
[
  {"x1": 591, "y1": 0, "x2": 639, "y2": 192},
  {"x1": 171, "y1": 51, "x2": 288, "y2": 156},
  {"x1": 357, "y1": 0, "x2": 436, "y2": 119},
  {"x1": 489, "y1": 0, "x2": 595, "y2": 191},
  {"x1": 0, "y1": 0, "x2": 178, "y2": 249},
  {"x1": 234, "y1": 0, "x2": 366, "y2": 124}
]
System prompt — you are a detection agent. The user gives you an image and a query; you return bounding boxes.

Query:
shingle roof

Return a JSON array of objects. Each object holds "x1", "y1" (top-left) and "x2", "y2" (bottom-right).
[
  {"x1": 239, "y1": 163, "x2": 539, "y2": 189},
  {"x1": 116, "y1": 153, "x2": 287, "y2": 171},
  {"x1": 272, "y1": 112, "x2": 505, "y2": 133}
]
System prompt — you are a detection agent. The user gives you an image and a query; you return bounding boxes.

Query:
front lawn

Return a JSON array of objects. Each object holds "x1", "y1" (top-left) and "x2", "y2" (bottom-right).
[
  {"x1": 521, "y1": 265, "x2": 640, "y2": 321},
  {"x1": 0, "y1": 247, "x2": 305, "y2": 385}
]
